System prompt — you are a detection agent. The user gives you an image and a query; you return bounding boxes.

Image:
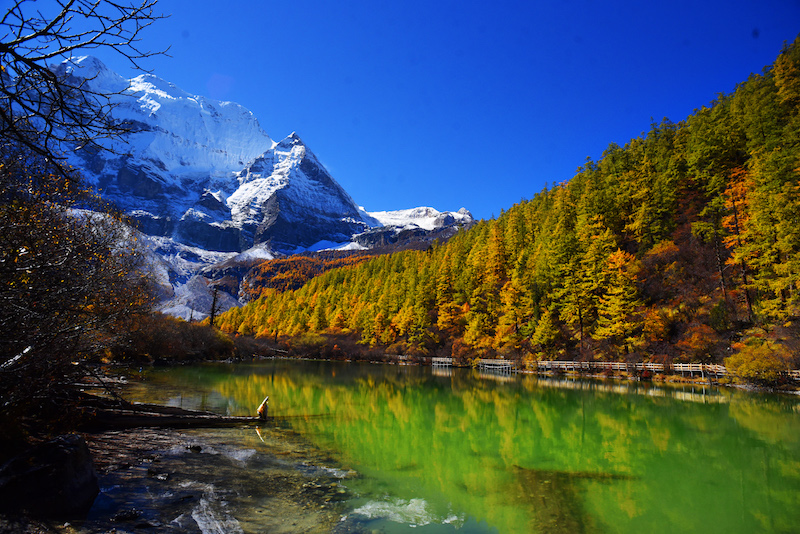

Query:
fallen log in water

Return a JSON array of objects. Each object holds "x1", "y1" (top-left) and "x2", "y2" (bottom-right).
[
  {"x1": 76, "y1": 395, "x2": 332, "y2": 431},
  {"x1": 81, "y1": 403, "x2": 263, "y2": 430}
]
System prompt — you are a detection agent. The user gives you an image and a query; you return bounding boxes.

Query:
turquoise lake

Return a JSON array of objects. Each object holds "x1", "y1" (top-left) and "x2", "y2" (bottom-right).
[{"x1": 123, "y1": 361, "x2": 800, "y2": 533}]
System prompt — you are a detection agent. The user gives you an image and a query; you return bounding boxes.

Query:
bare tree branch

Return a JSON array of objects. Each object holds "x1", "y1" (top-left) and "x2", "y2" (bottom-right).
[{"x1": 0, "y1": 0, "x2": 167, "y2": 175}]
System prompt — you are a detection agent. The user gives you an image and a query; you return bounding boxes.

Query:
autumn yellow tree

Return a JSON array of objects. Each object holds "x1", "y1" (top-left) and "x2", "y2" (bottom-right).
[{"x1": 0, "y1": 146, "x2": 154, "y2": 412}]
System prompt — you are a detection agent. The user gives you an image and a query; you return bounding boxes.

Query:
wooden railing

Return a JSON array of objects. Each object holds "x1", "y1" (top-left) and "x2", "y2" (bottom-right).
[{"x1": 533, "y1": 360, "x2": 729, "y2": 376}]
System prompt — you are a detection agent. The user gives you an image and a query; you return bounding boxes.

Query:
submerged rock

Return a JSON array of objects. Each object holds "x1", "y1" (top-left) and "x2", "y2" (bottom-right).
[{"x1": 0, "y1": 434, "x2": 99, "y2": 519}]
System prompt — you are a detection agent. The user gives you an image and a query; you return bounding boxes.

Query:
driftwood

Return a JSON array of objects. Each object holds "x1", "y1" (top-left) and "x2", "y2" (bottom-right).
[
  {"x1": 76, "y1": 394, "x2": 331, "y2": 431},
  {"x1": 74, "y1": 394, "x2": 261, "y2": 430},
  {"x1": 81, "y1": 402, "x2": 263, "y2": 430},
  {"x1": 257, "y1": 396, "x2": 269, "y2": 420}
]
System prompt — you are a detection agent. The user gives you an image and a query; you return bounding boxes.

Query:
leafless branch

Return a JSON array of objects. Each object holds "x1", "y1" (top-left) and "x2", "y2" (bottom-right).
[{"x1": 0, "y1": 0, "x2": 167, "y2": 175}]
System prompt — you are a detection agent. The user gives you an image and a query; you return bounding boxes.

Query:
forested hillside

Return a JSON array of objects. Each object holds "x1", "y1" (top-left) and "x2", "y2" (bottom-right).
[
  {"x1": 242, "y1": 254, "x2": 374, "y2": 299},
  {"x1": 217, "y1": 37, "x2": 800, "y2": 372}
]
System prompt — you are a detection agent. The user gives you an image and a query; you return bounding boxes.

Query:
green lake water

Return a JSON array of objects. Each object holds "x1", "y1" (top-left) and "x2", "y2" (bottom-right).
[{"x1": 123, "y1": 361, "x2": 800, "y2": 533}]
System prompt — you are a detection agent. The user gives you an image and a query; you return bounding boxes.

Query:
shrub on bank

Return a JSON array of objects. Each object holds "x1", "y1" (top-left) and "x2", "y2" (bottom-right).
[
  {"x1": 105, "y1": 313, "x2": 236, "y2": 362},
  {"x1": 725, "y1": 339, "x2": 794, "y2": 386}
]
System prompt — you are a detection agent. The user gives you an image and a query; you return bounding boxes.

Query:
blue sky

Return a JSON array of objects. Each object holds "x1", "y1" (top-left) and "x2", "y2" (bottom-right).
[{"x1": 99, "y1": 0, "x2": 800, "y2": 220}]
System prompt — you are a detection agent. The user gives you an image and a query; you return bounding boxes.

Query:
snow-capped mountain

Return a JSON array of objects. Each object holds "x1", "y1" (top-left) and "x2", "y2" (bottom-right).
[
  {"x1": 225, "y1": 132, "x2": 374, "y2": 252},
  {"x1": 60, "y1": 56, "x2": 378, "y2": 254},
  {"x1": 353, "y1": 207, "x2": 474, "y2": 248},
  {"x1": 56, "y1": 56, "x2": 474, "y2": 317}
]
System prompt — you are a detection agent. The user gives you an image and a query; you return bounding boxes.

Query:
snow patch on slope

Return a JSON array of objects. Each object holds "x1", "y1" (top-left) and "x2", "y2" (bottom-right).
[{"x1": 58, "y1": 55, "x2": 274, "y2": 184}]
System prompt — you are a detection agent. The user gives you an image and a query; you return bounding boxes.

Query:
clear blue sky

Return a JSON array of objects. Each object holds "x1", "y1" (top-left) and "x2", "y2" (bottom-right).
[{"x1": 99, "y1": 0, "x2": 800, "y2": 220}]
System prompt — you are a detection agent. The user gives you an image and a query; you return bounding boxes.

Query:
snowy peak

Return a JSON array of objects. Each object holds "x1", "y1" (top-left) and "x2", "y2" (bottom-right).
[
  {"x1": 231, "y1": 132, "x2": 362, "y2": 218},
  {"x1": 51, "y1": 55, "x2": 129, "y2": 93},
  {"x1": 226, "y1": 132, "x2": 371, "y2": 252},
  {"x1": 350, "y1": 207, "x2": 474, "y2": 250},
  {"x1": 278, "y1": 131, "x2": 303, "y2": 147},
  {"x1": 368, "y1": 207, "x2": 474, "y2": 231}
]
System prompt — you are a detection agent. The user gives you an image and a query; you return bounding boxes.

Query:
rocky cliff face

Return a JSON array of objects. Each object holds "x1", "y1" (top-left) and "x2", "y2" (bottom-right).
[{"x1": 226, "y1": 133, "x2": 372, "y2": 252}]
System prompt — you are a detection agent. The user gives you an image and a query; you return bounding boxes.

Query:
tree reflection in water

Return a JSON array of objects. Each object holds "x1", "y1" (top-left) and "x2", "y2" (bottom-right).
[{"x1": 125, "y1": 361, "x2": 800, "y2": 534}]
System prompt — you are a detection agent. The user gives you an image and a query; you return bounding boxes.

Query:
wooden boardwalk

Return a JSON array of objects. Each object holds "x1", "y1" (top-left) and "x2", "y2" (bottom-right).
[
  {"x1": 479, "y1": 359, "x2": 514, "y2": 372},
  {"x1": 425, "y1": 357, "x2": 800, "y2": 382},
  {"x1": 534, "y1": 360, "x2": 728, "y2": 378}
]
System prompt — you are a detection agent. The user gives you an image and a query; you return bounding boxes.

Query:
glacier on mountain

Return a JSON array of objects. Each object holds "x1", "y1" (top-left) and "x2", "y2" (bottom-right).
[{"x1": 56, "y1": 55, "x2": 273, "y2": 180}]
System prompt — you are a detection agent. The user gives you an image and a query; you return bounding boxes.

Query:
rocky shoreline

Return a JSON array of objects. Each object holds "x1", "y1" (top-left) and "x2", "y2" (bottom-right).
[{"x1": 77, "y1": 424, "x2": 353, "y2": 533}]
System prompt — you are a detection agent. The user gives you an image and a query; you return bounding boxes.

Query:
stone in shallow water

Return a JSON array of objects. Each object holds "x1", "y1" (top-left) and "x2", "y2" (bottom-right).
[{"x1": 0, "y1": 434, "x2": 99, "y2": 519}]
